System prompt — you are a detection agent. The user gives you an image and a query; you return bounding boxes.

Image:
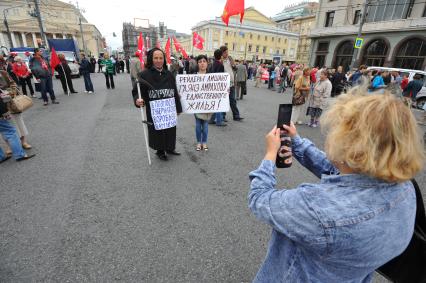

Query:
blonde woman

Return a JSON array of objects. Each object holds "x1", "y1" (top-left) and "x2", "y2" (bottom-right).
[
  {"x1": 308, "y1": 69, "x2": 332, "y2": 127},
  {"x1": 291, "y1": 67, "x2": 310, "y2": 124},
  {"x1": 249, "y1": 88, "x2": 424, "y2": 282}
]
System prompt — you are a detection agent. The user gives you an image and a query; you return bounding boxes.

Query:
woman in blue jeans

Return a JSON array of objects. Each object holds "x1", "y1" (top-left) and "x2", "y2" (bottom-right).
[
  {"x1": 194, "y1": 55, "x2": 212, "y2": 151},
  {"x1": 249, "y1": 87, "x2": 424, "y2": 283}
]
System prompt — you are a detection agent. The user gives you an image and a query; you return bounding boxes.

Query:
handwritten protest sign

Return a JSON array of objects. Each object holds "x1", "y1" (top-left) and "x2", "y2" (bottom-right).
[
  {"x1": 176, "y1": 73, "x2": 230, "y2": 114},
  {"x1": 149, "y1": 98, "x2": 177, "y2": 130}
]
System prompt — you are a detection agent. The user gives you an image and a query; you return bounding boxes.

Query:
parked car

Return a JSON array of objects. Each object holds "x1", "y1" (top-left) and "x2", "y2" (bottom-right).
[{"x1": 367, "y1": 66, "x2": 426, "y2": 109}]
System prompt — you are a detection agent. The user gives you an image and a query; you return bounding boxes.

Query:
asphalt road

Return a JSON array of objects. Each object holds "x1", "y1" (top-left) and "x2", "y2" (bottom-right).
[{"x1": 0, "y1": 73, "x2": 424, "y2": 282}]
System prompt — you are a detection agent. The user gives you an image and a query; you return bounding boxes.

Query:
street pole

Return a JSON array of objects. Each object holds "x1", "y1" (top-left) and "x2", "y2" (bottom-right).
[
  {"x1": 350, "y1": 0, "x2": 369, "y2": 70},
  {"x1": 76, "y1": 1, "x2": 87, "y2": 54},
  {"x1": 3, "y1": 10, "x2": 13, "y2": 48},
  {"x1": 34, "y1": 0, "x2": 48, "y2": 48}
]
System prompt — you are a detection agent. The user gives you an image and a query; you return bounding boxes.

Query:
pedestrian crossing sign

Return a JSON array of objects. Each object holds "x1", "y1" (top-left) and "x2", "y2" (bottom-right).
[{"x1": 354, "y1": 38, "x2": 364, "y2": 49}]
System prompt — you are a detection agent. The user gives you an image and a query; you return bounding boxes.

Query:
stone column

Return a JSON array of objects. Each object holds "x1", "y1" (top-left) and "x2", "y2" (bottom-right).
[
  {"x1": 21, "y1": 32, "x2": 27, "y2": 46},
  {"x1": 53, "y1": 33, "x2": 56, "y2": 39},
  {"x1": 62, "y1": 34, "x2": 67, "y2": 39},
  {"x1": 11, "y1": 32, "x2": 17, "y2": 47},
  {"x1": 32, "y1": 33, "x2": 38, "y2": 47}
]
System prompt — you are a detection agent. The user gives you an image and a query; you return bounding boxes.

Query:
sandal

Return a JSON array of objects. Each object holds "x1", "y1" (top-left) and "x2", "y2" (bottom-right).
[
  {"x1": 196, "y1": 144, "x2": 202, "y2": 151},
  {"x1": 6, "y1": 151, "x2": 12, "y2": 158},
  {"x1": 203, "y1": 145, "x2": 208, "y2": 151}
]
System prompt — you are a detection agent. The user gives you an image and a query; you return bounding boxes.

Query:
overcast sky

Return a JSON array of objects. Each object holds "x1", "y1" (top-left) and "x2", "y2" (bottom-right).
[{"x1": 70, "y1": 0, "x2": 304, "y2": 49}]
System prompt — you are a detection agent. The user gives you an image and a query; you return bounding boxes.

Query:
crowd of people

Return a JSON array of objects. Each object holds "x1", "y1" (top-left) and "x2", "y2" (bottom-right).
[{"x1": 0, "y1": 48, "x2": 133, "y2": 164}]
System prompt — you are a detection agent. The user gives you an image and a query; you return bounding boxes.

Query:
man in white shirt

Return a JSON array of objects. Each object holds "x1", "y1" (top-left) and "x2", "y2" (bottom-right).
[{"x1": 220, "y1": 46, "x2": 244, "y2": 121}]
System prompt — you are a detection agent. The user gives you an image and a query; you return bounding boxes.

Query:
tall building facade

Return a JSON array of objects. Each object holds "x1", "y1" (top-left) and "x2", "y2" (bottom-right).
[
  {"x1": 122, "y1": 21, "x2": 188, "y2": 57},
  {"x1": 188, "y1": 7, "x2": 299, "y2": 63},
  {"x1": 273, "y1": 2, "x2": 318, "y2": 65},
  {"x1": 309, "y1": 0, "x2": 426, "y2": 70},
  {"x1": 0, "y1": 0, "x2": 104, "y2": 56}
]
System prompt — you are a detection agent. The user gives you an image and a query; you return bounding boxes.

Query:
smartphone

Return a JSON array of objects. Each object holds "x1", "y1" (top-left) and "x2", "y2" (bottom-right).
[{"x1": 276, "y1": 104, "x2": 293, "y2": 168}]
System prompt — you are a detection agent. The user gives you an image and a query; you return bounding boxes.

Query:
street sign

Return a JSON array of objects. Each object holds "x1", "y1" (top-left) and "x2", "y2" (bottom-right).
[{"x1": 354, "y1": 38, "x2": 364, "y2": 49}]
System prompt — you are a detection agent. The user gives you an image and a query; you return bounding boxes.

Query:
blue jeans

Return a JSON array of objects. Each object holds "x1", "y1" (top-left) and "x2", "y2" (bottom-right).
[
  {"x1": 195, "y1": 116, "x2": 208, "y2": 143},
  {"x1": 209, "y1": 112, "x2": 224, "y2": 125},
  {"x1": 83, "y1": 73, "x2": 94, "y2": 91},
  {"x1": 40, "y1": 76, "x2": 56, "y2": 102},
  {"x1": 0, "y1": 119, "x2": 26, "y2": 160}
]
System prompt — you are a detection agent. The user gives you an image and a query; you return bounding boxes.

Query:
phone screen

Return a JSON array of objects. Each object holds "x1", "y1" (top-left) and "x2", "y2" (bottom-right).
[{"x1": 277, "y1": 104, "x2": 292, "y2": 129}]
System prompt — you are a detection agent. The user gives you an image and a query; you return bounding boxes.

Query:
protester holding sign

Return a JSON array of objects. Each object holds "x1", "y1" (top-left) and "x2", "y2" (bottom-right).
[
  {"x1": 132, "y1": 48, "x2": 182, "y2": 161},
  {"x1": 193, "y1": 55, "x2": 213, "y2": 151}
]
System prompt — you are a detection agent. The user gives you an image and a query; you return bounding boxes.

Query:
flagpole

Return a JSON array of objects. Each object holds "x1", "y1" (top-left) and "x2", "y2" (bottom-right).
[{"x1": 136, "y1": 82, "x2": 152, "y2": 165}]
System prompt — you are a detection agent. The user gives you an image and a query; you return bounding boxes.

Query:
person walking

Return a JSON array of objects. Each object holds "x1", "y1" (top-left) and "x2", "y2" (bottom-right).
[
  {"x1": 308, "y1": 69, "x2": 332, "y2": 127},
  {"x1": 79, "y1": 53, "x2": 94, "y2": 94},
  {"x1": 291, "y1": 67, "x2": 310, "y2": 125},
  {"x1": 130, "y1": 52, "x2": 142, "y2": 89},
  {"x1": 330, "y1": 66, "x2": 347, "y2": 97},
  {"x1": 102, "y1": 53, "x2": 115, "y2": 89},
  {"x1": 29, "y1": 48, "x2": 59, "y2": 106},
  {"x1": 97, "y1": 57, "x2": 103, "y2": 73},
  {"x1": 56, "y1": 54, "x2": 77, "y2": 94},
  {"x1": 255, "y1": 64, "x2": 264, "y2": 88},
  {"x1": 194, "y1": 54, "x2": 212, "y2": 151},
  {"x1": 235, "y1": 60, "x2": 248, "y2": 100},
  {"x1": 249, "y1": 89, "x2": 423, "y2": 283},
  {"x1": 132, "y1": 48, "x2": 182, "y2": 161},
  {"x1": 12, "y1": 56, "x2": 35, "y2": 97},
  {"x1": 208, "y1": 49, "x2": 227, "y2": 127},
  {"x1": 220, "y1": 45, "x2": 243, "y2": 121}
]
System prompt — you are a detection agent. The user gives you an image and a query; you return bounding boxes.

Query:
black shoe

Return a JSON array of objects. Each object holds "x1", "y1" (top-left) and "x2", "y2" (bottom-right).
[
  {"x1": 234, "y1": 117, "x2": 244, "y2": 121},
  {"x1": 0, "y1": 156, "x2": 11, "y2": 164},
  {"x1": 166, "y1": 150, "x2": 181, "y2": 156},
  {"x1": 51, "y1": 101, "x2": 59, "y2": 104},
  {"x1": 16, "y1": 154, "x2": 36, "y2": 162},
  {"x1": 156, "y1": 151, "x2": 168, "y2": 161},
  {"x1": 71, "y1": 91, "x2": 78, "y2": 94}
]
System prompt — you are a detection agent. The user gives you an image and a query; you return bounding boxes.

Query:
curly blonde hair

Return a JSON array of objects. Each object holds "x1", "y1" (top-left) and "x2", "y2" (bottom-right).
[{"x1": 321, "y1": 86, "x2": 424, "y2": 182}]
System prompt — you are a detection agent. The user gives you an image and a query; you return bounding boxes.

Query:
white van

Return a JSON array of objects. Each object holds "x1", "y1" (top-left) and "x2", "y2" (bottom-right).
[{"x1": 367, "y1": 66, "x2": 426, "y2": 109}]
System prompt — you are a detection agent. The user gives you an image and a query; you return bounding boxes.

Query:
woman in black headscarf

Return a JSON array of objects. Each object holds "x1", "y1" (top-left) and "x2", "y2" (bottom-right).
[{"x1": 132, "y1": 48, "x2": 182, "y2": 161}]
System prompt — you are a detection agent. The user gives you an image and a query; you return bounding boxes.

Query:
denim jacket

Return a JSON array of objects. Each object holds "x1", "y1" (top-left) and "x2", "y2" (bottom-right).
[{"x1": 248, "y1": 136, "x2": 416, "y2": 283}]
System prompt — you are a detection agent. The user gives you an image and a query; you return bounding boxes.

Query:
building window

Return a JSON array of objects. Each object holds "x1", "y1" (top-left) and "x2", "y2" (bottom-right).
[
  {"x1": 362, "y1": 39, "x2": 388, "y2": 67},
  {"x1": 272, "y1": 37, "x2": 274, "y2": 42},
  {"x1": 226, "y1": 31, "x2": 228, "y2": 36},
  {"x1": 278, "y1": 38, "x2": 281, "y2": 43},
  {"x1": 225, "y1": 42, "x2": 228, "y2": 47},
  {"x1": 248, "y1": 44, "x2": 252, "y2": 52},
  {"x1": 334, "y1": 41, "x2": 354, "y2": 71},
  {"x1": 265, "y1": 35, "x2": 267, "y2": 41},
  {"x1": 232, "y1": 43, "x2": 236, "y2": 51},
  {"x1": 353, "y1": 10, "x2": 361, "y2": 24},
  {"x1": 366, "y1": 0, "x2": 415, "y2": 22},
  {"x1": 325, "y1": 11, "x2": 335, "y2": 27},
  {"x1": 262, "y1": 46, "x2": 266, "y2": 53},
  {"x1": 257, "y1": 35, "x2": 260, "y2": 40},
  {"x1": 394, "y1": 38, "x2": 426, "y2": 70},
  {"x1": 256, "y1": 45, "x2": 259, "y2": 52},
  {"x1": 250, "y1": 34, "x2": 253, "y2": 39},
  {"x1": 282, "y1": 49, "x2": 286, "y2": 55},
  {"x1": 284, "y1": 38, "x2": 287, "y2": 44},
  {"x1": 317, "y1": 42, "x2": 330, "y2": 52},
  {"x1": 276, "y1": 49, "x2": 280, "y2": 55},
  {"x1": 423, "y1": 4, "x2": 426, "y2": 17},
  {"x1": 315, "y1": 55, "x2": 326, "y2": 67}
]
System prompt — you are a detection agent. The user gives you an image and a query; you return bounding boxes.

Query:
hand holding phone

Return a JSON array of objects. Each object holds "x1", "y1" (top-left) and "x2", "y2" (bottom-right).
[{"x1": 276, "y1": 104, "x2": 293, "y2": 168}]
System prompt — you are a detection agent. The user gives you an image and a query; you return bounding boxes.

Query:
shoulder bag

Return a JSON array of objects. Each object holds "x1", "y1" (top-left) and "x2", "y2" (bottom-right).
[
  {"x1": 376, "y1": 179, "x2": 426, "y2": 283},
  {"x1": 9, "y1": 88, "x2": 33, "y2": 114}
]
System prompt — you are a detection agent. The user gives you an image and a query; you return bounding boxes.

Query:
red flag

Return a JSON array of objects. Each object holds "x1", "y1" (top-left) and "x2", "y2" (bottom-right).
[
  {"x1": 172, "y1": 36, "x2": 188, "y2": 59},
  {"x1": 50, "y1": 47, "x2": 61, "y2": 74},
  {"x1": 155, "y1": 40, "x2": 161, "y2": 49},
  {"x1": 192, "y1": 32, "x2": 205, "y2": 50},
  {"x1": 165, "y1": 37, "x2": 171, "y2": 65},
  {"x1": 137, "y1": 32, "x2": 145, "y2": 66},
  {"x1": 221, "y1": 0, "x2": 245, "y2": 26}
]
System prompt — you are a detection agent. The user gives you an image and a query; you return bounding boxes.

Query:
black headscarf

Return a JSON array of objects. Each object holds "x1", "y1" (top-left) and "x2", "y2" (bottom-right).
[{"x1": 145, "y1": 48, "x2": 167, "y2": 70}]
